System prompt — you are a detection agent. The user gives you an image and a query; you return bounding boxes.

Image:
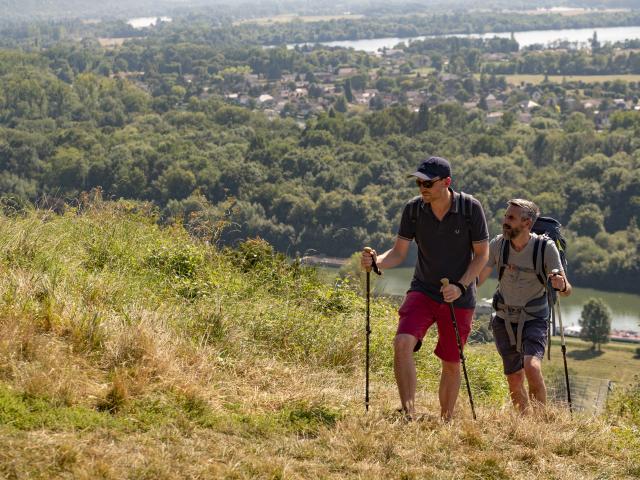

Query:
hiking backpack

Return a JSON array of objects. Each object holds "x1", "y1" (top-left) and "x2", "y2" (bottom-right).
[{"x1": 497, "y1": 216, "x2": 568, "y2": 301}]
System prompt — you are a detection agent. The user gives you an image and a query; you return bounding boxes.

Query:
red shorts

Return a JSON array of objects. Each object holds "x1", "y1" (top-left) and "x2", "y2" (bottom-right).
[{"x1": 397, "y1": 291, "x2": 474, "y2": 363}]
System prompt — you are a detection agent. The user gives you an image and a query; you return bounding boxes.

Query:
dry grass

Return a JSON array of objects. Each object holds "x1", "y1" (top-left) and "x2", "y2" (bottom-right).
[
  {"x1": 0, "y1": 393, "x2": 637, "y2": 479},
  {"x1": 0, "y1": 203, "x2": 637, "y2": 479}
]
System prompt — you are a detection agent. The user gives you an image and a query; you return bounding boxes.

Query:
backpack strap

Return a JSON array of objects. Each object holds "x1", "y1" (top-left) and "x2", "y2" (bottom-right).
[
  {"x1": 532, "y1": 235, "x2": 548, "y2": 287},
  {"x1": 498, "y1": 237, "x2": 509, "y2": 281},
  {"x1": 459, "y1": 192, "x2": 473, "y2": 234},
  {"x1": 411, "y1": 195, "x2": 422, "y2": 224},
  {"x1": 410, "y1": 195, "x2": 422, "y2": 234}
]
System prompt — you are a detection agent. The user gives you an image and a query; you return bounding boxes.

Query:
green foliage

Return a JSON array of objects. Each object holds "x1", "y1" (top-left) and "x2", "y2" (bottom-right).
[
  {"x1": 312, "y1": 278, "x2": 357, "y2": 314},
  {"x1": 146, "y1": 244, "x2": 204, "y2": 279},
  {"x1": 0, "y1": 21, "x2": 639, "y2": 294},
  {"x1": 281, "y1": 400, "x2": 340, "y2": 436},
  {"x1": 0, "y1": 385, "x2": 114, "y2": 431},
  {"x1": 607, "y1": 379, "x2": 640, "y2": 428},
  {"x1": 579, "y1": 298, "x2": 612, "y2": 351},
  {"x1": 231, "y1": 237, "x2": 279, "y2": 273},
  {"x1": 568, "y1": 203, "x2": 605, "y2": 237}
]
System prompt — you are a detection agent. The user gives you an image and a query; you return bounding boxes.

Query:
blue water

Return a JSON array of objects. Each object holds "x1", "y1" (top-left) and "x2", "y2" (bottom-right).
[
  {"x1": 324, "y1": 266, "x2": 640, "y2": 333},
  {"x1": 291, "y1": 25, "x2": 640, "y2": 52}
]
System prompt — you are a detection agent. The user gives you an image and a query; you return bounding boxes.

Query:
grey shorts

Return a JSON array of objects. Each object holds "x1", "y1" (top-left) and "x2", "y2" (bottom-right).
[{"x1": 491, "y1": 315, "x2": 548, "y2": 375}]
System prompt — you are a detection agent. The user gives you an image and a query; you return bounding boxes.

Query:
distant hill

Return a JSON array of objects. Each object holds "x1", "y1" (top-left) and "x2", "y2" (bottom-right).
[{"x1": 6, "y1": 0, "x2": 638, "y2": 24}]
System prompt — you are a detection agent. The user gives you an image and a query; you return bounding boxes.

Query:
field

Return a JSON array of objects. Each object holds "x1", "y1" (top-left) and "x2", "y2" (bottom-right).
[
  {"x1": 519, "y1": 8, "x2": 629, "y2": 17},
  {"x1": 496, "y1": 74, "x2": 640, "y2": 85},
  {"x1": 413, "y1": 67, "x2": 436, "y2": 76},
  {"x1": 472, "y1": 336, "x2": 638, "y2": 385},
  {"x1": 97, "y1": 37, "x2": 135, "y2": 48},
  {"x1": 234, "y1": 14, "x2": 365, "y2": 26},
  {"x1": 547, "y1": 337, "x2": 639, "y2": 386}
]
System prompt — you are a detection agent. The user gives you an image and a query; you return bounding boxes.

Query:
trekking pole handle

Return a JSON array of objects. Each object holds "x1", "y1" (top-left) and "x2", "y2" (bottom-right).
[
  {"x1": 441, "y1": 278, "x2": 458, "y2": 298},
  {"x1": 551, "y1": 269, "x2": 567, "y2": 343},
  {"x1": 364, "y1": 247, "x2": 381, "y2": 275},
  {"x1": 551, "y1": 269, "x2": 563, "y2": 292}
]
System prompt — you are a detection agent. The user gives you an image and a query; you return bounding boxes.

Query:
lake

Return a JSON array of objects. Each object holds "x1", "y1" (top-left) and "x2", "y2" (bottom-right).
[
  {"x1": 291, "y1": 25, "x2": 640, "y2": 52},
  {"x1": 323, "y1": 266, "x2": 640, "y2": 333}
]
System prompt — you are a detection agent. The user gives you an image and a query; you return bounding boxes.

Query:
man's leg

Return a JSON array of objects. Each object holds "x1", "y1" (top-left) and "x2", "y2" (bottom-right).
[
  {"x1": 439, "y1": 360, "x2": 461, "y2": 420},
  {"x1": 524, "y1": 355, "x2": 546, "y2": 405},
  {"x1": 492, "y1": 316, "x2": 529, "y2": 412},
  {"x1": 434, "y1": 304, "x2": 473, "y2": 420},
  {"x1": 506, "y1": 369, "x2": 529, "y2": 412},
  {"x1": 393, "y1": 333, "x2": 419, "y2": 417},
  {"x1": 394, "y1": 292, "x2": 433, "y2": 417}
]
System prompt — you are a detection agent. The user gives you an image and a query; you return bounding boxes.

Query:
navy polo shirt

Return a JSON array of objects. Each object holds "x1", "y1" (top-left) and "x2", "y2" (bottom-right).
[{"x1": 398, "y1": 189, "x2": 489, "y2": 308}]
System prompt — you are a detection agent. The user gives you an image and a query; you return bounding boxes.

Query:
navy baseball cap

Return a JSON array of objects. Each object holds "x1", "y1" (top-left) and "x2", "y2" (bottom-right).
[{"x1": 408, "y1": 156, "x2": 452, "y2": 181}]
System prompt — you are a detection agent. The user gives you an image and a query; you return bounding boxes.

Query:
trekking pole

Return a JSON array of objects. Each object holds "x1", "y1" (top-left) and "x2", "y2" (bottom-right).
[
  {"x1": 551, "y1": 269, "x2": 572, "y2": 414},
  {"x1": 546, "y1": 287, "x2": 553, "y2": 361},
  {"x1": 441, "y1": 278, "x2": 476, "y2": 420},
  {"x1": 364, "y1": 247, "x2": 381, "y2": 412}
]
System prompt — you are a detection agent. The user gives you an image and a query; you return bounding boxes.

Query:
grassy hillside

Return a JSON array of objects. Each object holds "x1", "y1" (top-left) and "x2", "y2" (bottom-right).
[{"x1": 0, "y1": 201, "x2": 638, "y2": 479}]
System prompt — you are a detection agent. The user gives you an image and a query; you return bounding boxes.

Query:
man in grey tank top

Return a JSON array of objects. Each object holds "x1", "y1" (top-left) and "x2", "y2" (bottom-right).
[{"x1": 478, "y1": 199, "x2": 572, "y2": 413}]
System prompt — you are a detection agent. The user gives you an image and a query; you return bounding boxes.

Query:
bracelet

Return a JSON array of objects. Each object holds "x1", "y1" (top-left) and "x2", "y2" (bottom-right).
[
  {"x1": 452, "y1": 281, "x2": 467, "y2": 295},
  {"x1": 560, "y1": 279, "x2": 568, "y2": 293}
]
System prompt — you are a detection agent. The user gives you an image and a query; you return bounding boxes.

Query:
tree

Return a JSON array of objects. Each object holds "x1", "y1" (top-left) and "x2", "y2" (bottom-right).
[
  {"x1": 590, "y1": 31, "x2": 600, "y2": 52},
  {"x1": 414, "y1": 102, "x2": 429, "y2": 134},
  {"x1": 343, "y1": 119, "x2": 367, "y2": 144},
  {"x1": 47, "y1": 146, "x2": 88, "y2": 193},
  {"x1": 334, "y1": 95, "x2": 348, "y2": 113},
  {"x1": 343, "y1": 78, "x2": 353, "y2": 103},
  {"x1": 157, "y1": 166, "x2": 196, "y2": 201},
  {"x1": 568, "y1": 203, "x2": 605, "y2": 237},
  {"x1": 478, "y1": 95, "x2": 488, "y2": 111},
  {"x1": 579, "y1": 298, "x2": 611, "y2": 351}
]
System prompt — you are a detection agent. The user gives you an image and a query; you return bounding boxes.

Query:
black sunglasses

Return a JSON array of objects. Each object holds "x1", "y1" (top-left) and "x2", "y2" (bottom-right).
[{"x1": 415, "y1": 178, "x2": 442, "y2": 189}]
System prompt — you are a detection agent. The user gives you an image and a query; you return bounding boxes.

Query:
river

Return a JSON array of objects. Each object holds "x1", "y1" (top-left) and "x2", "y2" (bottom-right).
[
  {"x1": 127, "y1": 17, "x2": 172, "y2": 29},
  {"x1": 322, "y1": 266, "x2": 640, "y2": 333},
  {"x1": 291, "y1": 25, "x2": 640, "y2": 52}
]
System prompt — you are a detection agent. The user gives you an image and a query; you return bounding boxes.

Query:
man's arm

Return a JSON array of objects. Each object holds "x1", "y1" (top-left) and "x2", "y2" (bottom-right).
[
  {"x1": 361, "y1": 236, "x2": 411, "y2": 271},
  {"x1": 460, "y1": 240, "x2": 489, "y2": 287},
  {"x1": 442, "y1": 240, "x2": 489, "y2": 303},
  {"x1": 477, "y1": 264, "x2": 494, "y2": 286},
  {"x1": 546, "y1": 241, "x2": 572, "y2": 297}
]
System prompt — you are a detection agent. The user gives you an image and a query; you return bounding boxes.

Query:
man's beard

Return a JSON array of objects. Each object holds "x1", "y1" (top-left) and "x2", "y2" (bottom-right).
[{"x1": 503, "y1": 225, "x2": 521, "y2": 238}]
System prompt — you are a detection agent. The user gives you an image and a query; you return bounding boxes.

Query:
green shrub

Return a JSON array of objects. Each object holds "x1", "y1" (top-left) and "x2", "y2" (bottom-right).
[
  {"x1": 607, "y1": 379, "x2": 640, "y2": 427},
  {"x1": 145, "y1": 244, "x2": 204, "y2": 279}
]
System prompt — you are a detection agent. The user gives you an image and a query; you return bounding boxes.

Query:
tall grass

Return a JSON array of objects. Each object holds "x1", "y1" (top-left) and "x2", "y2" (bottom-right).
[{"x1": 0, "y1": 201, "x2": 637, "y2": 479}]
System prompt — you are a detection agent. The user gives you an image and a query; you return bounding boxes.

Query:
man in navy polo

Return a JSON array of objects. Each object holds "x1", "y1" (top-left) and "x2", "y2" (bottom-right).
[{"x1": 362, "y1": 156, "x2": 489, "y2": 420}]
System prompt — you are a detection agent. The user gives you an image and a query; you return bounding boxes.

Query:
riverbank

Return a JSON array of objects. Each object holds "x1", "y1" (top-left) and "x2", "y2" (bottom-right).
[
  {"x1": 289, "y1": 24, "x2": 640, "y2": 52},
  {"x1": 315, "y1": 264, "x2": 640, "y2": 333}
]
